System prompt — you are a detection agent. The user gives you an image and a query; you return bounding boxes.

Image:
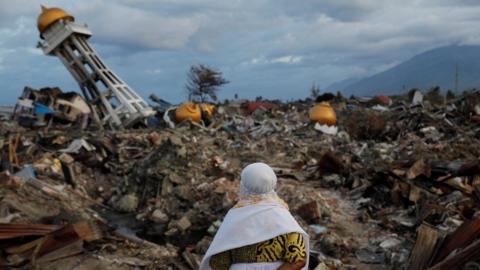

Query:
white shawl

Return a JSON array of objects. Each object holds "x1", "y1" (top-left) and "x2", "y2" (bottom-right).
[{"x1": 200, "y1": 199, "x2": 309, "y2": 270}]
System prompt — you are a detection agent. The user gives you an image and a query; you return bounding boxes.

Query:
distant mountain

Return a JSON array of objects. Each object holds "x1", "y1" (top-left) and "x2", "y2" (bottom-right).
[
  {"x1": 329, "y1": 45, "x2": 480, "y2": 96},
  {"x1": 325, "y1": 77, "x2": 360, "y2": 93}
]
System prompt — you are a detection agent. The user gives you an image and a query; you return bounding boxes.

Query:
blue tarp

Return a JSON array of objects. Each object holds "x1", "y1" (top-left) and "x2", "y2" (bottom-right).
[
  {"x1": 14, "y1": 164, "x2": 36, "y2": 181},
  {"x1": 34, "y1": 102, "x2": 55, "y2": 114}
]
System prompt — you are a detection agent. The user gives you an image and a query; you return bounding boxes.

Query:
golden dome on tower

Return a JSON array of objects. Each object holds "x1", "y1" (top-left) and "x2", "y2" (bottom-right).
[{"x1": 37, "y1": 5, "x2": 75, "y2": 34}]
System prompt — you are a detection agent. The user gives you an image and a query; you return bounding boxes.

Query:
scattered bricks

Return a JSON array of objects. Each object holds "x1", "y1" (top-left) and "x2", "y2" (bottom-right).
[
  {"x1": 195, "y1": 236, "x2": 212, "y2": 254},
  {"x1": 168, "y1": 173, "x2": 186, "y2": 185},
  {"x1": 161, "y1": 177, "x2": 173, "y2": 196},
  {"x1": 296, "y1": 201, "x2": 322, "y2": 224},
  {"x1": 175, "y1": 216, "x2": 192, "y2": 232},
  {"x1": 318, "y1": 152, "x2": 344, "y2": 175},
  {"x1": 320, "y1": 232, "x2": 347, "y2": 258},
  {"x1": 173, "y1": 185, "x2": 195, "y2": 202},
  {"x1": 406, "y1": 159, "x2": 431, "y2": 180},
  {"x1": 151, "y1": 209, "x2": 169, "y2": 224},
  {"x1": 322, "y1": 174, "x2": 343, "y2": 187},
  {"x1": 115, "y1": 194, "x2": 139, "y2": 212},
  {"x1": 344, "y1": 110, "x2": 386, "y2": 140},
  {"x1": 207, "y1": 220, "x2": 222, "y2": 235},
  {"x1": 58, "y1": 153, "x2": 75, "y2": 164},
  {"x1": 147, "y1": 132, "x2": 164, "y2": 146}
]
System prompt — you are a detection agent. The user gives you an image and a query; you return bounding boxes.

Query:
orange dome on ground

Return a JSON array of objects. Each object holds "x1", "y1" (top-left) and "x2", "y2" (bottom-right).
[
  {"x1": 175, "y1": 102, "x2": 201, "y2": 123},
  {"x1": 200, "y1": 104, "x2": 215, "y2": 118},
  {"x1": 37, "y1": 5, "x2": 74, "y2": 34},
  {"x1": 309, "y1": 102, "x2": 337, "y2": 126}
]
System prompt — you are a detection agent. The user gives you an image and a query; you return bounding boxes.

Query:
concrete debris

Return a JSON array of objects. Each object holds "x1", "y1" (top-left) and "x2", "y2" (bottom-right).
[
  {"x1": 475, "y1": 104, "x2": 480, "y2": 115},
  {"x1": 412, "y1": 90, "x2": 424, "y2": 106},
  {"x1": 379, "y1": 237, "x2": 402, "y2": 249},
  {"x1": 151, "y1": 209, "x2": 169, "y2": 224},
  {"x1": 355, "y1": 247, "x2": 386, "y2": 264},
  {"x1": 59, "y1": 139, "x2": 96, "y2": 154},
  {"x1": 314, "y1": 122, "x2": 338, "y2": 135},
  {"x1": 12, "y1": 86, "x2": 91, "y2": 129},
  {"x1": 0, "y1": 105, "x2": 14, "y2": 120},
  {"x1": 114, "y1": 193, "x2": 139, "y2": 212},
  {"x1": 0, "y1": 89, "x2": 479, "y2": 269},
  {"x1": 175, "y1": 216, "x2": 192, "y2": 231}
]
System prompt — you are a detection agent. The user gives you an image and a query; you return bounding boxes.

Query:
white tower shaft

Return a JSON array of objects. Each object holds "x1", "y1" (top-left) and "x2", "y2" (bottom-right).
[{"x1": 39, "y1": 18, "x2": 154, "y2": 128}]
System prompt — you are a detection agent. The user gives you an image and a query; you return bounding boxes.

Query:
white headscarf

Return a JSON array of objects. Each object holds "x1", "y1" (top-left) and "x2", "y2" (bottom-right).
[
  {"x1": 200, "y1": 162, "x2": 309, "y2": 270},
  {"x1": 239, "y1": 162, "x2": 277, "y2": 196}
]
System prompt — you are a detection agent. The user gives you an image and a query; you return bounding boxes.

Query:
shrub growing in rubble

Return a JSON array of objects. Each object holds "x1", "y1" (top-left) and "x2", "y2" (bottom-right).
[
  {"x1": 446, "y1": 89, "x2": 456, "y2": 100},
  {"x1": 425, "y1": 86, "x2": 445, "y2": 106},
  {"x1": 186, "y1": 64, "x2": 229, "y2": 103},
  {"x1": 310, "y1": 83, "x2": 320, "y2": 99}
]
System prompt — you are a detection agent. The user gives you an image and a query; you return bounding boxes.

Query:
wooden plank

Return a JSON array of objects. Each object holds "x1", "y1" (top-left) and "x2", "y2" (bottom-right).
[
  {"x1": 72, "y1": 221, "x2": 102, "y2": 242},
  {"x1": 473, "y1": 175, "x2": 480, "y2": 200},
  {"x1": 5, "y1": 238, "x2": 44, "y2": 254},
  {"x1": 33, "y1": 224, "x2": 80, "y2": 260},
  {"x1": 0, "y1": 223, "x2": 61, "y2": 240},
  {"x1": 431, "y1": 217, "x2": 480, "y2": 265},
  {"x1": 428, "y1": 239, "x2": 480, "y2": 270},
  {"x1": 407, "y1": 160, "x2": 431, "y2": 180},
  {"x1": 34, "y1": 239, "x2": 83, "y2": 264},
  {"x1": 407, "y1": 224, "x2": 443, "y2": 270},
  {"x1": 182, "y1": 248, "x2": 200, "y2": 270}
]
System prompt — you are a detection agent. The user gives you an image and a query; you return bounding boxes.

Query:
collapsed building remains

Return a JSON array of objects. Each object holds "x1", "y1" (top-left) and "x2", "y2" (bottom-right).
[
  {"x1": 12, "y1": 86, "x2": 90, "y2": 128},
  {"x1": 0, "y1": 89, "x2": 479, "y2": 269}
]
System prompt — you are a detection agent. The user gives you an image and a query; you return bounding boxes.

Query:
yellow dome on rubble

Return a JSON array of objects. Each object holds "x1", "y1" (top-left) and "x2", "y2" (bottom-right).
[
  {"x1": 309, "y1": 102, "x2": 337, "y2": 126},
  {"x1": 37, "y1": 5, "x2": 75, "y2": 34},
  {"x1": 175, "y1": 102, "x2": 202, "y2": 123},
  {"x1": 174, "y1": 102, "x2": 216, "y2": 123},
  {"x1": 200, "y1": 104, "x2": 215, "y2": 118}
]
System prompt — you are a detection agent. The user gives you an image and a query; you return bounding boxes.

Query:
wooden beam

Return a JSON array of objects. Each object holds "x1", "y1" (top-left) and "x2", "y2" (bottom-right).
[
  {"x1": 428, "y1": 239, "x2": 480, "y2": 270},
  {"x1": 431, "y1": 217, "x2": 480, "y2": 265},
  {"x1": 407, "y1": 224, "x2": 443, "y2": 270}
]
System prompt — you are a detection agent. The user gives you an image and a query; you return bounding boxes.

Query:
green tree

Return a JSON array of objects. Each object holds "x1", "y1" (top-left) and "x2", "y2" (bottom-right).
[
  {"x1": 186, "y1": 64, "x2": 229, "y2": 102},
  {"x1": 310, "y1": 84, "x2": 320, "y2": 99},
  {"x1": 426, "y1": 86, "x2": 443, "y2": 105},
  {"x1": 336, "y1": 91, "x2": 344, "y2": 100},
  {"x1": 446, "y1": 90, "x2": 456, "y2": 100}
]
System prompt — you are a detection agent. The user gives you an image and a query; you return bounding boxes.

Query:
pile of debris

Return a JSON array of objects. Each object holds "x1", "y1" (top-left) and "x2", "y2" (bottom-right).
[
  {"x1": 12, "y1": 86, "x2": 90, "y2": 129},
  {"x1": 0, "y1": 89, "x2": 479, "y2": 269}
]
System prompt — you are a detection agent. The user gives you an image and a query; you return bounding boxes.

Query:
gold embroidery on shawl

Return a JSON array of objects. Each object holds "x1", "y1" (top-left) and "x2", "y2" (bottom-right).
[{"x1": 233, "y1": 194, "x2": 289, "y2": 209}]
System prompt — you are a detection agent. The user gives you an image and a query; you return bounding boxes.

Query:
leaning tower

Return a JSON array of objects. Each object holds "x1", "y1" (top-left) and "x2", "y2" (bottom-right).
[{"x1": 36, "y1": 6, "x2": 154, "y2": 128}]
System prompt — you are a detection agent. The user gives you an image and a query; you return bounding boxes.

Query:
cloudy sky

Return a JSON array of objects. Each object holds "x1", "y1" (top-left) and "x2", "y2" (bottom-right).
[{"x1": 1, "y1": 0, "x2": 480, "y2": 104}]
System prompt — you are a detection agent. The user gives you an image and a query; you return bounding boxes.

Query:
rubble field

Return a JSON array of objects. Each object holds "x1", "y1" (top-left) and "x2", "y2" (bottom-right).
[{"x1": 1, "y1": 90, "x2": 480, "y2": 270}]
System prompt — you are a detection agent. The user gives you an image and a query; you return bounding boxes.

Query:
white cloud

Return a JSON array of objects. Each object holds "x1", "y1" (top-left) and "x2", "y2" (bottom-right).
[
  {"x1": 145, "y1": 68, "x2": 163, "y2": 74},
  {"x1": 26, "y1": 47, "x2": 42, "y2": 55},
  {"x1": 0, "y1": 48, "x2": 15, "y2": 73},
  {"x1": 72, "y1": 2, "x2": 201, "y2": 50},
  {"x1": 1, "y1": 0, "x2": 480, "y2": 102},
  {"x1": 271, "y1": 55, "x2": 302, "y2": 64},
  {"x1": 243, "y1": 55, "x2": 303, "y2": 66}
]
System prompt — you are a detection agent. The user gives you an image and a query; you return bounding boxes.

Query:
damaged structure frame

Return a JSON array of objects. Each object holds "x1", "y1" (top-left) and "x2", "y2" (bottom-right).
[{"x1": 37, "y1": 10, "x2": 154, "y2": 128}]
